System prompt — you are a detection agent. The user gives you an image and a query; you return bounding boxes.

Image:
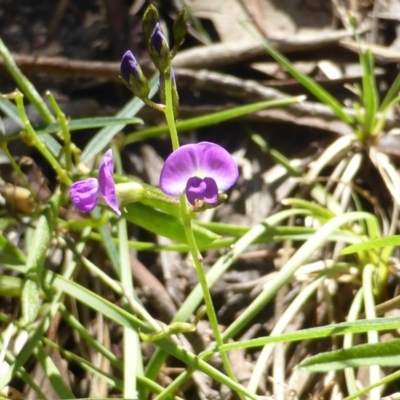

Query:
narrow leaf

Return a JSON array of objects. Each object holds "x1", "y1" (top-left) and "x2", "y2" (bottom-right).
[
  {"x1": 299, "y1": 339, "x2": 400, "y2": 372},
  {"x1": 340, "y1": 235, "x2": 400, "y2": 255},
  {"x1": 124, "y1": 202, "x2": 219, "y2": 244}
]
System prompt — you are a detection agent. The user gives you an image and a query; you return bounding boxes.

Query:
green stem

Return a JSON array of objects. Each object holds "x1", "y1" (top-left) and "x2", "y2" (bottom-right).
[
  {"x1": 8, "y1": 90, "x2": 71, "y2": 186},
  {"x1": 144, "y1": 99, "x2": 166, "y2": 113},
  {"x1": 0, "y1": 38, "x2": 54, "y2": 123},
  {"x1": 164, "y1": 73, "x2": 179, "y2": 151},
  {"x1": 46, "y1": 91, "x2": 73, "y2": 172},
  {"x1": 145, "y1": 190, "x2": 180, "y2": 207},
  {"x1": 163, "y1": 70, "x2": 241, "y2": 396},
  {"x1": 113, "y1": 146, "x2": 144, "y2": 395}
]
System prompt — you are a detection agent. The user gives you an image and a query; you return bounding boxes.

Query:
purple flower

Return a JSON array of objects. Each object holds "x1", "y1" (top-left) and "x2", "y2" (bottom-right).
[
  {"x1": 159, "y1": 142, "x2": 239, "y2": 206},
  {"x1": 70, "y1": 149, "x2": 121, "y2": 215},
  {"x1": 120, "y1": 50, "x2": 140, "y2": 82}
]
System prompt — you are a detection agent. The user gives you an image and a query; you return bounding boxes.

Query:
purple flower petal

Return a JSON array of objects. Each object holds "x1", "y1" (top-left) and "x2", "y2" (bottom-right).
[
  {"x1": 120, "y1": 50, "x2": 140, "y2": 81},
  {"x1": 98, "y1": 149, "x2": 121, "y2": 216},
  {"x1": 70, "y1": 178, "x2": 99, "y2": 213},
  {"x1": 197, "y1": 142, "x2": 239, "y2": 191},
  {"x1": 159, "y1": 143, "x2": 200, "y2": 197},
  {"x1": 150, "y1": 22, "x2": 166, "y2": 54},
  {"x1": 186, "y1": 176, "x2": 218, "y2": 205},
  {"x1": 159, "y1": 142, "x2": 239, "y2": 203}
]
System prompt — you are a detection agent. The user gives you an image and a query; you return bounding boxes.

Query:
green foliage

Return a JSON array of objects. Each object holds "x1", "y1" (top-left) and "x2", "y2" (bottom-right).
[
  {"x1": 1, "y1": 5, "x2": 400, "y2": 400},
  {"x1": 299, "y1": 339, "x2": 400, "y2": 371}
]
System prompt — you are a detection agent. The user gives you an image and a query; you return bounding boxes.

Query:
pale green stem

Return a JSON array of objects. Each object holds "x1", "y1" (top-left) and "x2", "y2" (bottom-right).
[
  {"x1": 46, "y1": 91, "x2": 73, "y2": 172},
  {"x1": 145, "y1": 190, "x2": 180, "y2": 207},
  {"x1": 119, "y1": 217, "x2": 142, "y2": 397},
  {"x1": 114, "y1": 146, "x2": 143, "y2": 396},
  {"x1": 7, "y1": 90, "x2": 71, "y2": 186},
  {"x1": 163, "y1": 72, "x2": 180, "y2": 151},
  {"x1": 363, "y1": 264, "x2": 381, "y2": 400},
  {"x1": 163, "y1": 71, "x2": 241, "y2": 395},
  {"x1": 343, "y1": 289, "x2": 363, "y2": 397}
]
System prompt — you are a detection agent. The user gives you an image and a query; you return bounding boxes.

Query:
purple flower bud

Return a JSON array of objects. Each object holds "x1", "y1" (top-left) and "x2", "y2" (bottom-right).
[
  {"x1": 159, "y1": 142, "x2": 239, "y2": 206},
  {"x1": 150, "y1": 23, "x2": 167, "y2": 54},
  {"x1": 148, "y1": 23, "x2": 170, "y2": 74},
  {"x1": 70, "y1": 149, "x2": 121, "y2": 216},
  {"x1": 120, "y1": 50, "x2": 140, "y2": 82},
  {"x1": 120, "y1": 50, "x2": 150, "y2": 99}
]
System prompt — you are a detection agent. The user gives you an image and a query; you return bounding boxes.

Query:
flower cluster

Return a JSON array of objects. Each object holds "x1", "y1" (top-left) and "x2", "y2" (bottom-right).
[
  {"x1": 70, "y1": 150, "x2": 120, "y2": 216},
  {"x1": 119, "y1": 4, "x2": 187, "y2": 116},
  {"x1": 159, "y1": 142, "x2": 239, "y2": 206},
  {"x1": 69, "y1": 143, "x2": 238, "y2": 214},
  {"x1": 70, "y1": 6, "x2": 239, "y2": 215}
]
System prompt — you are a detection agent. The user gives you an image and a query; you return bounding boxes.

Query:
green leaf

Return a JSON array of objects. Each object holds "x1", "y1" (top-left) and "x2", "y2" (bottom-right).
[
  {"x1": 299, "y1": 339, "x2": 400, "y2": 371},
  {"x1": 380, "y1": 70, "x2": 400, "y2": 112},
  {"x1": 22, "y1": 209, "x2": 54, "y2": 324},
  {"x1": 221, "y1": 211, "x2": 378, "y2": 340},
  {"x1": 359, "y1": 48, "x2": 378, "y2": 137},
  {"x1": 0, "y1": 231, "x2": 26, "y2": 265},
  {"x1": 125, "y1": 97, "x2": 304, "y2": 144},
  {"x1": 35, "y1": 117, "x2": 143, "y2": 135},
  {"x1": 39, "y1": 133, "x2": 63, "y2": 158},
  {"x1": 35, "y1": 343, "x2": 76, "y2": 398},
  {"x1": 43, "y1": 271, "x2": 260, "y2": 400},
  {"x1": 124, "y1": 202, "x2": 219, "y2": 244},
  {"x1": 0, "y1": 98, "x2": 23, "y2": 128},
  {"x1": 260, "y1": 39, "x2": 354, "y2": 125},
  {"x1": 340, "y1": 235, "x2": 400, "y2": 255},
  {"x1": 0, "y1": 38, "x2": 54, "y2": 123},
  {"x1": 81, "y1": 74, "x2": 159, "y2": 163},
  {"x1": 218, "y1": 317, "x2": 400, "y2": 352}
]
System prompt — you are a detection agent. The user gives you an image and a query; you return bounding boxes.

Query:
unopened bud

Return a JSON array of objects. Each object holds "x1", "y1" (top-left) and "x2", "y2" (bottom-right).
[
  {"x1": 142, "y1": 4, "x2": 159, "y2": 43},
  {"x1": 120, "y1": 50, "x2": 150, "y2": 100},
  {"x1": 172, "y1": 9, "x2": 189, "y2": 57},
  {"x1": 115, "y1": 182, "x2": 146, "y2": 207},
  {"x1": 149, "y1": 23, "x2": 170, "y2": 74}
]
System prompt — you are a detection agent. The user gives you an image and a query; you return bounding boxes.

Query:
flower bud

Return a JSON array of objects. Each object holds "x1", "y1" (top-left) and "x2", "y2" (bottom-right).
[
  {"x1": 115, "y1": 182, "x2": 146, "y2": 208},
  {"x1": 172, "y1": 9, "x2": 189, "y2": 57},
  {"x1": 149, "y1": 23, "x2": 171, "y2": 74},
  {"x1": 142, "y1": 4, "x2": 159, "y2": 43},
  {"x1": 120, "y1": 50, "x2": 150, "y2": 100}
]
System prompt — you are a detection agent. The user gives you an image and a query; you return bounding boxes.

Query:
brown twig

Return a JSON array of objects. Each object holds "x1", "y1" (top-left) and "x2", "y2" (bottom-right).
[
  {"x1": 0, "y1": 53, "x2": 121, "y2": 82},
  {"x1": 172, "y1": 29, "x2": 357, "y2": 69},
  {"x1": 130, "y1": 256, "x2": 178, "y2": 322},
  {"x1": 1, "y1": 52, "x2": 398, "y2": 136}
]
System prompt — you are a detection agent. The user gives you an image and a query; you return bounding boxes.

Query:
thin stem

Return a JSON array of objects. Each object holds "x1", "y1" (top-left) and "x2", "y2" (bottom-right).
[
  {"x1": 144, "y1": 190, "x2": 180, "y2": 207},
  {"x1": 5, "y1": 90, "x2": 71, "y2": 186},
  {"x1": 163, "y1": 72, "x2": 179, "y2": 151},
  {"x1": 46, "y1": 91, "x2": 73, "y2": 172},
  {"x1": 179, "y1": 196, "x2": 241, "y2": 389},
  {"x1": 163, "y1": 69, "x2": 241, "y2": 396},
  {"x1": 0, "y1": 38, "x2": 54, "y2": 123},
  {"x1": 144, "y1": 99, "x2": 166, "y2": 113}
]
